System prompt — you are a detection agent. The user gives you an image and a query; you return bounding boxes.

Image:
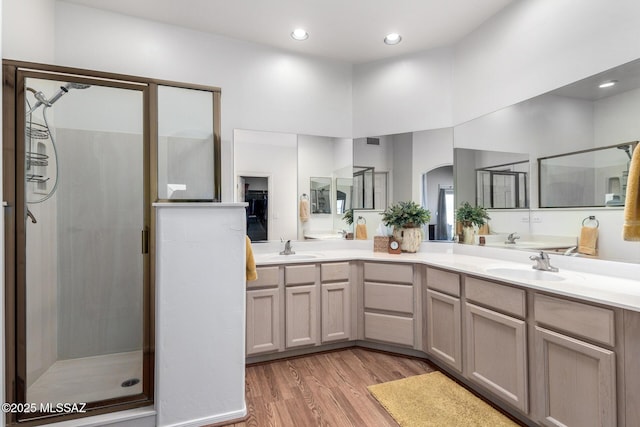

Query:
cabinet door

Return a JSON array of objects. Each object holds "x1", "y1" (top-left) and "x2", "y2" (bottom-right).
[
  {"x1": 246, "y1": 288, "x2": 280, "y2": 355},
  {"x1": 321, "y1": 282, "x2": 350, "y2": 342},
  {"x1": 534, "y1": 326, "x2": 616, "y2": 427},
  {"x1": 286, "y1": 285, "x2": 319, "y2": 348},
  {"x1": 426, "y1": 289, "x2": 462, "y2": 372},
  {"x1": 465, "y1": 303, "x2": 528, "y2": 413}
]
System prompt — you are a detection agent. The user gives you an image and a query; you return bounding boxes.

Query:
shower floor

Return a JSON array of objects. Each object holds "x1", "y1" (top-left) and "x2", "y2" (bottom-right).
[{"x1": 27, "y1": 350, "x2": 143, "y2": 405}]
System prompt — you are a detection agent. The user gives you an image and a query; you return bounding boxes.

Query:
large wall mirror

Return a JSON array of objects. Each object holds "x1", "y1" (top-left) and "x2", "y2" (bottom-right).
[
  {"x1": 453, "y1": 57, "x2": 640, "y2": 263},
  {"x1": 233, "y1": 129, "x2": 352, "y2": 241},
  {"x1": 353, "y1": 128, "x2": 454, "y2": 240}
]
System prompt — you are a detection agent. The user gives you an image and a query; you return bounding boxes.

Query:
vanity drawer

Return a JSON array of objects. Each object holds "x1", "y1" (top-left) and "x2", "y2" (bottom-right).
[
  {"x1": 364, "y1": 282, "x2": 413, "y2": 314},
  {"x1": 321, "y1": 262, "x2": 350, "y2": 282},
  {"x1": 535, "y1": 294, "x2": 615, "y2": 346},
  {"x1": 285, "y1": 264, "x2": 317, "y2": 286},
  {"x1": 466, "y1": 277, "x2": 526, "y2": 318},
  {"x1": 247, "y1": 266, "x2": 279, "y2": 289},
  {"x1": 426, "y1": 267, "x2": 460, "y2": 297},
  {"x1": 364, "y1": 262, "x2": 413, "y2": 284},
  {"x1": 364, "y1": 312, "x2": 414, "y2": 346}
]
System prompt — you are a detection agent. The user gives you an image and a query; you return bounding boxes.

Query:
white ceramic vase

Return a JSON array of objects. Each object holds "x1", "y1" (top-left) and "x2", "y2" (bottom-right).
[
  {"x1": 462, "y1": 225, "x2": 475, "y2": 244},
  {"x1": 393, "y1": 227, "x2": 423, "y2": 253}
]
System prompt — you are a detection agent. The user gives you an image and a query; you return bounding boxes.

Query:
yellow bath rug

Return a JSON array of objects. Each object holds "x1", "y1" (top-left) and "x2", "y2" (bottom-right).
[{"x1": 368, "y1": 371, "x2": 519, "y2": 427}]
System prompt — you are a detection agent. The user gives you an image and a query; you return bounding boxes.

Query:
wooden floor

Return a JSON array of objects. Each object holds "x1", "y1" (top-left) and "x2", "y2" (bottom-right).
[{"x1": 221, "y1": 348, "x2": 436, "y2": 427}]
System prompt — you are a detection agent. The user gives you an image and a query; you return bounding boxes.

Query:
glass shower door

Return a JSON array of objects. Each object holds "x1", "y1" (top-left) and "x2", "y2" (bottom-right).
[{"x1": 21, "y1": 74, "x2": 147, "y2": 410}]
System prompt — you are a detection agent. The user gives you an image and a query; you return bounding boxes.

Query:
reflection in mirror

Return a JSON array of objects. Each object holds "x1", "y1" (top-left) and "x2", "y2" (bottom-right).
[
  {"x1": 476, "y1": 160, "x2": 529, "y2": 208},
  {"x1": 453, "y1": 57, "x2": 640, "y2": 262},
  {"x1": 539, "y1": 142, "x2": 637, "y2": 208},
  {"x1": 234, "y1": 129, "x2": 298, "y2": 241},
  {"x1": 158, "y1": 85, "x2": 216, "y2": 200},
  {"x1": 353, "y1": 167, "x2": 375, "y2": 209},
  {"x1": 336, "y1": 178, "x2": 352, "y2": 215},
  {"x1": 310, "y1": 177, "x2": 331, "y2": 214},
  {"x1": 354, "y1": 129, "x2": 454, "y2": 240},
  {"x1": 455, "y1": 149, "x2": 530, "y2": 210},
  {"x1": 423, "y1": 166, "x2": 454, "y2": 240}
]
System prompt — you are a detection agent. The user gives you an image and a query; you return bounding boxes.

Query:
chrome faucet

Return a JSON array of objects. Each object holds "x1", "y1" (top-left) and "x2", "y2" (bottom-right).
[
  {"x1": 279, "y1": 240, "x2": 295, "y2": 255},
  {"x1": 529, "y1": 251, "x2": 559, "y2": 272},
  {"x1": 505, "y1": 232, "x2": 520, "y2": 244}
]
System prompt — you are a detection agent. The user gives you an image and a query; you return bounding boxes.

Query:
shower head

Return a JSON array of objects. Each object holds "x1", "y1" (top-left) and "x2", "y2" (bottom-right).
[
  {"x1": 47, "y1": 82, "x2": 91, "y2": 106},
  {"x1": 617, "y1": 145, "x2": 632, "y2": 160}
]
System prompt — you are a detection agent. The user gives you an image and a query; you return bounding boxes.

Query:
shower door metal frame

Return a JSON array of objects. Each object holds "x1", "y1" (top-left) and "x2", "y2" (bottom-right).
[{"x1": 3, "y1": 61, "x2": 155, "y2": 425}]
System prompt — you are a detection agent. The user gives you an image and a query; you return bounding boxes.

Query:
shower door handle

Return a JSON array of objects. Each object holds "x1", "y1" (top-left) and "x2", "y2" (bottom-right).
[{"x1": 141, "y1": 229, "x2": 149, "y2": 254}]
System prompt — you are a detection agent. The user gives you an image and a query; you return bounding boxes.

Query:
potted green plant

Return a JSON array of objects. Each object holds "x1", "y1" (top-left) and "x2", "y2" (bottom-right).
[
  {"x1": 380, "y1": 201, "x2": 431, "y2": 252},
  {"x1": 455, "y1": 201, "x2": 490, "y2": 244}
]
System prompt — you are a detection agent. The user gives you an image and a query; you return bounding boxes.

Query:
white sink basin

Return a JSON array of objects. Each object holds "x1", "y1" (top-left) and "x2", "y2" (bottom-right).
[{"x1": 486, "y1": 267, "x2": 565, "y2": 282}]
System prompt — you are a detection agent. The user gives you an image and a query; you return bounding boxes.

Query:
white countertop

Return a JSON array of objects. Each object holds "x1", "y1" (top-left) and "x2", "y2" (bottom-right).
[{"x1": 253, "y1": 240, "x2": 640, "y2": 312}]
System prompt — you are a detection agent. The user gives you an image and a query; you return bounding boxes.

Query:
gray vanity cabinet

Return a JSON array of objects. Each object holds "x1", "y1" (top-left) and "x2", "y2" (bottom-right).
[
  {"x1": 285, "y1": 264, "x2": 320, "y2": 348},
  {"x1": 320, "y1": 262, "x2": 351, "y2": 343},
  {"x1": 363, "y1": 262, "x2": 415, "y2": 347},
  {"x1": 533, "y1": 294, "x2": 617, "y2": 427},
  {"x1": 246, "y1": 266, "x2": 281, "y2": 356},
  {"x1": 464, "y1": 277, "x2": 528, "y2": 413},
  {"x1": 425, "y1": 267, "x2": 462, "y2": 372}
]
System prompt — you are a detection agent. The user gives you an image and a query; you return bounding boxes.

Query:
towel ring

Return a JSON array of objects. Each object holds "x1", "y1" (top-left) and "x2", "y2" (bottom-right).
[
  {"x1": 357, "y1": 216, "x2": 366, "y2": 224},
  {"x1": 300, "y1": 193, "x2": 309, "y2": 200},
  {"x1": 582, "y1": 215, "x2": 599, "y2": 228}
]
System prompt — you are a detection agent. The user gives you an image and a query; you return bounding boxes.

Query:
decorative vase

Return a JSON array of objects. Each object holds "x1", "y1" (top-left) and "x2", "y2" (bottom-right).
[
  {"x1": 393, "y1": 227, "x2": 423, "y2": 253},
  {"x1": 462, "y1": 225, "x2": 475, "y2": 244}
]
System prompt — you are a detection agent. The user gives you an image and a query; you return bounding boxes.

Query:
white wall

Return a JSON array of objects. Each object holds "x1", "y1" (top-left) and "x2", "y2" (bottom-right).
[
  {"x1": 2, "y1": 0, "x2": 55, "y2": 63},
  {"x1": 155, "y1": 204, "x2": 246, "y2": 427},
  {"x1": 352, "y1": 47, "x2": 453, "y2": 137},
  {"x1": 453, "y1": 0, "x2": 640, "y2": 125},
  {"x1": 594, "y1": 87, "x2": 640, "y2": 146}
]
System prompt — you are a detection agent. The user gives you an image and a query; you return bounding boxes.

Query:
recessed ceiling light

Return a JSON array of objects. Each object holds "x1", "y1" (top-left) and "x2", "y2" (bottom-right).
[
  {"x1": 384, "y1": 33, "x2": 402, "y2": 45},
  {"x1": 291, "y1": 28, "x2": 309, "y2": 41},
  {"x1": 599, "y1": 80, "x2": 618, "y2": 88}
]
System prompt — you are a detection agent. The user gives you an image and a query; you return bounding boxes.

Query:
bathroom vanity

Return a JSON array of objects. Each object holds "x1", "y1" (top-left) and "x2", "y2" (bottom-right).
[{"x1": 249, "y1": 242, "x2": 640, "y2": 427}]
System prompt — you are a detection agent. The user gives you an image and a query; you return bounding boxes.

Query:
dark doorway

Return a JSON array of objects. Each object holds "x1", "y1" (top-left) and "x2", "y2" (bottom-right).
[{"x1": 241, "y1": 176, "x2": 268, "y2": 241}]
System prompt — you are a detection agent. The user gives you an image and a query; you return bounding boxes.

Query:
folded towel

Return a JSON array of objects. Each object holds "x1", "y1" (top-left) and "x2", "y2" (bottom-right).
[
  {"x1": 623, "y1": 145, "x2": 640, "y2": 241},
  {"x1": 299, "y1": 199, "x2": 310, "y2": 223},
  {"x1": 246, "y1": 236, "x2": 257, "y2": 282},
  {"x1": 578, "y1": 226, "x2": 598, "y2": 255},
  {"x1": 355, "y1": 223, "x2": 368, "y2": 240}
]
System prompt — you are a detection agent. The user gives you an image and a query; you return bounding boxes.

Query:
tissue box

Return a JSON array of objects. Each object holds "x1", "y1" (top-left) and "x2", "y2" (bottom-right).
[{"x1": 373, "y1": 236, "x2": 390, "y2": 252}]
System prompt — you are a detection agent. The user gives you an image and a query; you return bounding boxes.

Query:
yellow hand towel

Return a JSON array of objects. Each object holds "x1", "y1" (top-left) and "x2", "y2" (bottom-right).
[
  {"x1": 623, "y1": 144, "x2": 640, "y2": 241},
  {"x1": 355, "y1": 223, "x2": 368, "y2": 240},
  {"x1": 299, "y1": 199, "x2": 310, "y2": 223},
  {"x1": 246, "y1": 236, "x2": 258, "y2": 282},
  {"x1": 578, "y1": 226, "x2": 598, "y2": 255}
]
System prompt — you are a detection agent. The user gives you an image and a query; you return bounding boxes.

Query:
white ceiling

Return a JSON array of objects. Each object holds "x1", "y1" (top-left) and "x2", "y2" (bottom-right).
[{"x1": 61, "y1": 0, "x2": 514, "y2": 64}]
